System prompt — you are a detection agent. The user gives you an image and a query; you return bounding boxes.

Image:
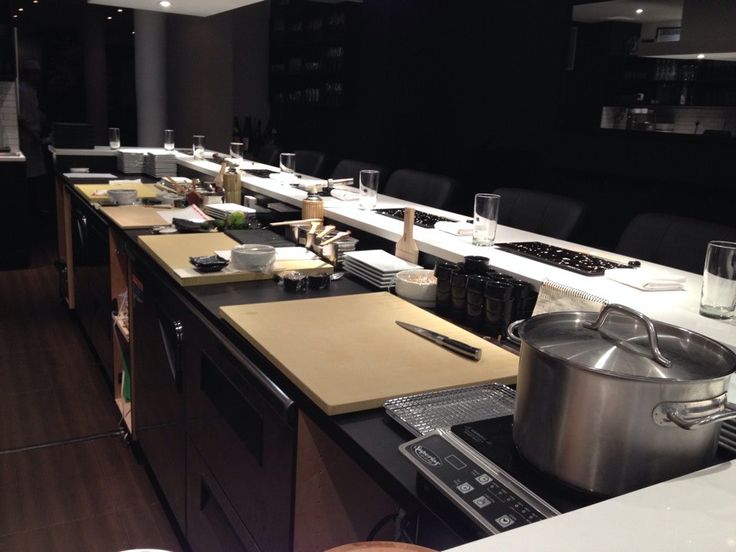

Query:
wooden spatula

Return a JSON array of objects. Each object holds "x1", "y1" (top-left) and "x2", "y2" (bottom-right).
[{"x1": 395, "y1": 207, "x2": 419, "y2": 264}]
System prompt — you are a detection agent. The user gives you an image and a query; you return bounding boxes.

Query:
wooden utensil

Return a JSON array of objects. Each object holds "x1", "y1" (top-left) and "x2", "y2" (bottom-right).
[
  {"x1": 305, "y1": 221, "x2": 321, "y2": 249},
  {"x1": 320, "y1": 230, "x2": 351, "y2": 246},
  {"x1": 316, "y1": 225, "x2": 336, "y2": 240},
  {"x1": 395, "y1": 207, "x2": 419, "y2": 264},
  {"x1": 269, "y1": 218, "x2": 323, "y2": 227}
]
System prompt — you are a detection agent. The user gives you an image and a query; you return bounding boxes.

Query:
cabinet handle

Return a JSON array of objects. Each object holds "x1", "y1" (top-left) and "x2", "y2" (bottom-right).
[
  {"x1": 199, "y1": 470, "x2": 259, "y2": 552},
  {"x1": 74, "y1": 212, "x2": 88, "y2": 263},
  {"x1": 157, "y1": 314, "x2": 183, "y2": 392}
]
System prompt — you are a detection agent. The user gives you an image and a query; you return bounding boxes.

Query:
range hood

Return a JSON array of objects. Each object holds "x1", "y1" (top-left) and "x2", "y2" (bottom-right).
[{"x1": 636, "y1": 0, "x2": 736, "y2": 60}]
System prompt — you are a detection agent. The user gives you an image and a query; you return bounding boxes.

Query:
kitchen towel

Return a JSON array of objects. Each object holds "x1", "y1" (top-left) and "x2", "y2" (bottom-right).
[
  {"x1": 434, "y1": 220, "x2": 474, "y2": 236},
  {"x1": 605, "y1": 267, "x2": 686, "y2": 291}
]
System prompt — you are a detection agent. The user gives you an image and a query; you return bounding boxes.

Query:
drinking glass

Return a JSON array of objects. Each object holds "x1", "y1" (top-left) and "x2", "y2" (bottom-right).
[
  {"x1": 229, "y1": 142, "x2": 244, "y2": 160},
  {"x1": 108, "y1": 127, "x2": 120, "y2": 150},
  {"x1": 358, "y1": 169, "x2": 380, "y2": 210},
  {"x1": 279, "y1": 152, "x2": 296, "y2": 184},
  {"x1": 699, "y1": 240, "x2": 736, "y2": 319},
  {"x1": 472, "y1": 193, "x2": 501, "y2": 246},
  {"x1": 192, "y1": 135, "x2": 205, "y2": 159},
  {"x1": 163, "y1": 129, "x2": 175, "y2": 151}
]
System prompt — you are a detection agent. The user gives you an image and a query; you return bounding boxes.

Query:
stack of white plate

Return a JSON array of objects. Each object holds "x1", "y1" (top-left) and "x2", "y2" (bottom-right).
[
  {"x1": 203, "y1": 203, "x2": 256, "y2": 220},
  {"x1": 143, "y1": 152, "x2": 177, "y2": 177},
  {"x1": 117, "y1": 150, "x2": 144, "y2": 174},
  {"x1": 343, "y1": 250, "x2": 422, "y2": 289}
]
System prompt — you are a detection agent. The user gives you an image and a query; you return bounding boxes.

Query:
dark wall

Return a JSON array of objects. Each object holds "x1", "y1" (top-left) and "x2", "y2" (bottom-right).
[{"x1": 273, "y1": 0, "x2": 571, "y2": 215}]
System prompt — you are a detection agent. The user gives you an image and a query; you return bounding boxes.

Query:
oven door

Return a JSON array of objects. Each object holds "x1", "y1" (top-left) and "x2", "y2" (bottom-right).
[{"x1": 186, "y1": 329, "x2": 297, "y2": 552}]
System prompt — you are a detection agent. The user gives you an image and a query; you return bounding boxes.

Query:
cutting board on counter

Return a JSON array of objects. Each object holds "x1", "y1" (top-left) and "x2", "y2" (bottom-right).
[
  {"x1": 139, "y1": 233, "x2": 332, "y2": 287},
  {"x1": 100, "y1": 205, "x2": 168, "y2": 229},
  {"x1": 220, "y1": 292, "x2": 518, "y2": 415},
  {"x1": 74, "y1": 183, "x2": 159, "y2": 202}
]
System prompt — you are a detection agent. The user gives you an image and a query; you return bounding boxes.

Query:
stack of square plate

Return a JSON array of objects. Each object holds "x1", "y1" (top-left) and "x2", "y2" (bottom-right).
[
  {"x1": 143, "y1": 152, "x2": 177, "y2": 177},
  {"x1": 117, "y1": 150, "x2": 144, "y2": 174},
  {"x1": 343, "y1": 250, "x2": 422, "y2": 289},
  {"x1": 202, "y1": 203, "x2": 256, "y2": 220}
]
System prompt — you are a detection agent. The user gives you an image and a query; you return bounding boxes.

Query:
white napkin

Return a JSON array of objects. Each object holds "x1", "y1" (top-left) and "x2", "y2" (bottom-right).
[
  {"x1": 434, "y1": 220, "x2": 474, "y2": 236},
  {"x1": 605, "y1": 268, "x2": 686, "y2": 291},
  {"x1": 330, "y1": 189, "x2": 360, "y2": 201}
]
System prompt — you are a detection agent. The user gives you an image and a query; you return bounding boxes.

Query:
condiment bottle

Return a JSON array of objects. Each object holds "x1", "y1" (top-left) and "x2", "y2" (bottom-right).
[
  {"x1": 301, "y1": 187, "x2": 324, "y2": 221},
  {"x1": 223, "y1": 167, "x2": 241, "y2": 204}
]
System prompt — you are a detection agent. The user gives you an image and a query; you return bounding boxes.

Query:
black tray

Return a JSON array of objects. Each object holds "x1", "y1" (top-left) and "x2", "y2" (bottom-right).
[
  {"x1": 494, "y1": 241, "x2": 635, "y2": 276},
  {"x1": 225, "y1": 229, "x2": 294, "y2": 248}
]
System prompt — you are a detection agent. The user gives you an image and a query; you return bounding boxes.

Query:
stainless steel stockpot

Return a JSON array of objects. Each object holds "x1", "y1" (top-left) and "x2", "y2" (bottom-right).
[{"x1": 512, "y1": 304, "x2": 736, "y2": 496}]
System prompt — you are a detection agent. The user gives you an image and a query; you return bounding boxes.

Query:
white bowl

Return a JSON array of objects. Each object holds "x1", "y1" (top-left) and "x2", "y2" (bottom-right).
[
  {"x1": 231, "y1": 244, "x2": 276, "y2": 273},
  {"x1": 107, "y1": 188, "x2": 138, "y2": 205},
  {"x1": 395, "y1": 269, "x2": 437, "y2": 307}
]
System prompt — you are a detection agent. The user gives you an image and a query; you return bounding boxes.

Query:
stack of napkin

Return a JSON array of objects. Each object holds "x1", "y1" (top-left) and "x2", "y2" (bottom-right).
[
  {"x1": 605, "y1": 268, "x2": 686, "y2": 291},
  {"x1": 434, "y1": 220, "x2": 474, "y2": 236}
]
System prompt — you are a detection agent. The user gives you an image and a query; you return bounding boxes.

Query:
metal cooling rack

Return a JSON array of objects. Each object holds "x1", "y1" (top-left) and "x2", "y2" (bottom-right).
[
  {"x1": 384, "y1": 383, "x2": 516, "y2": 437},
  {"x1": 720, "y1": 418, "x2": 736, "y2": 454}
]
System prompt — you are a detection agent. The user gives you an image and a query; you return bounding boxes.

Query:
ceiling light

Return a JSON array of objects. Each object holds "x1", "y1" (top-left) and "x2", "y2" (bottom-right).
[
  {"x1": 117, "y1": 8, "x2": 123, "y2": 12},
  {"x1": 33, "y1": 0, "x2": 38, "y2": 3},
  {"x1": 107, "y1": 15, "x2": 112, "y2": 20},
  {"x1": 18, "y1": 7, "x2": 24, "y2": 11},
  {"x1": 635, "y1": 8, "x2": 644, "y2": 14},
  {"x1": 697, "y1": 53, "x2": 705, "y2": 59},
  {"x1": 159, "y1": 1, "x2": 171, "y2": 7},
  {"x1": 12, "y1": 14, "x2": 17, "y2": 18}
]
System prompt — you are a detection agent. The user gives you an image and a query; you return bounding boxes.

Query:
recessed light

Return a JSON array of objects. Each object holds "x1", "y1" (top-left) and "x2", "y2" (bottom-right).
[
  {"x1": 18, "y1": 7, "x2": 24, "y2": 11},
  {"x1": 697, "y1": 53, "x2": 705, "y2": 59},
  {"x1": 117, "y1": 8, "x2": 123, "y2": 12},
  {"x1": 107, "y1": 16, "x2": 112, "y2": 20},
  {"x1": 12, "y1": 14, "x2": 18, "y2": 18},
  {"x1": 635, "y1": 8, "x2": 644, "y2": 14},
  {"x1": 160, "y1": 1, "x2": 171, "y2": 7}
]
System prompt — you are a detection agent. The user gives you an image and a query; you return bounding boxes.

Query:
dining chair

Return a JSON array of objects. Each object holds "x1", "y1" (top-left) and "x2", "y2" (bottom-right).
[
  {"x1": 331, "y1": 158, "x2": 389, "y2": 187},
  {"x1": 256, "y1": 143, "x2": 282, "y2": 166},
  {"x1": 616, "y1": 213, "x2": 736, "y2": 274},
  {"x1": 382, "y1": 169, "x2": 457, "y2": 210},
  {"x1": 295, "y1": 150, "x2": 329, "y2": 178},
  {"x1": 492, "y1": 187, "x2": 587, "y2": 241}
]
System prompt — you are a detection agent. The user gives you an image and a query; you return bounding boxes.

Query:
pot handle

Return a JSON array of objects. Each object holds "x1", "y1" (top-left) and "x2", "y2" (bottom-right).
[
  {"x1": 583, "y1": 304, "x2": 672, "y2": 368},
  {"x1": 663, "y1": 402, "x2": 736, "y2": 430},
  {"x1": 506, "y1": 319, "x2": 524, "y2": 346}
]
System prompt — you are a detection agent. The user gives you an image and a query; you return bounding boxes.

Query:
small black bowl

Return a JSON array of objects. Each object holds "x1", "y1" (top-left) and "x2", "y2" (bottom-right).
[{"x1": 189, "y1": 255, "x2": 229, "y2": 273}]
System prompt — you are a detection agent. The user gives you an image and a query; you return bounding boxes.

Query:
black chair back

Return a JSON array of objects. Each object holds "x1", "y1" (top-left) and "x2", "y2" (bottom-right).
[
  {"x1": 616, "y1": 213, "x2": 736, "y2": 274},
  {"x1": 257, "y1": 143, "x2": 282, "y2": 166},
  {"x1": 383, "y1": 169, "x2": 457, "y2": 209},
  {"x1": 493, "y1": 187, "x2": 586, "y2": 241},
  {"x1": 331, "y1": 159, "x2": 388, "y2": 186},
  {"x1": 295, "y1": 150, "x2": 328, "y2": 178}
]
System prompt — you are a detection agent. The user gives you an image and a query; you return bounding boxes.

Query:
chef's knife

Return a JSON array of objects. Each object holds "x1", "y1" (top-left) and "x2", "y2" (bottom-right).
[{"x1": 396, "y1": 321, "x2": 482, "y2": 361}]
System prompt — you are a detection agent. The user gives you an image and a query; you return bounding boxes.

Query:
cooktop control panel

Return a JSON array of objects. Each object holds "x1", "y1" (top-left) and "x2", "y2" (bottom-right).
[{"x1": 399, "y1": 430, "x2": 559, "y2": 535}]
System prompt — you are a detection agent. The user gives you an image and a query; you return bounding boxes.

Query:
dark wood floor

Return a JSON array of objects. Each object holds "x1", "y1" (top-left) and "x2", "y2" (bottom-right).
[{"x1": 0, "y1": 235, "x2": 182, "y2": 552}]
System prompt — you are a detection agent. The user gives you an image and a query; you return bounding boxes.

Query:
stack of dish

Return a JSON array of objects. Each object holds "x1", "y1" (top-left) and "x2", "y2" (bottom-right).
[
  {"x1": 143, "y1": 151, "x2": 177, "y2": 177},
  {"x1": 116, "y1": 150, "x2": 144, "y2": 174},
  {"x1": 343, "y1": 250, "x2": 422, "y2": 289},
  {"x1": 203, "y1": 203, "x2": 256, "y2": 220}
]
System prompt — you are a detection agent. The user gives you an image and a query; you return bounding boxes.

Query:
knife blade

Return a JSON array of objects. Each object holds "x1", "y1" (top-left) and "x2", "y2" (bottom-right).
[{"x1": 396, "y1": 321, "x2": 482, "y2": 361}]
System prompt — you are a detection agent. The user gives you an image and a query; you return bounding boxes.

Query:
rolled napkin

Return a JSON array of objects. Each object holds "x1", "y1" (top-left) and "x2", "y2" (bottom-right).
[
  {"x1": 434, "y1": 220, "x2": 474, "y2": 236},
  {"x1": 605, "y1": 267, "x2": 686, "y2": 291}
]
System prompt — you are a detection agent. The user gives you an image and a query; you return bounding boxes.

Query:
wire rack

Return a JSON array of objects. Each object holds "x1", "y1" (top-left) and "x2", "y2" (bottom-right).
[{"x1": 384, "y1": 383, "x2": 516, "y2": 436}]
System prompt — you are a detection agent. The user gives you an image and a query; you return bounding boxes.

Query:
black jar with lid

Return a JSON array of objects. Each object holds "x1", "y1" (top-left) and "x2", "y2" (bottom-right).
[
  {"x1": 450, "y1": 271, "x2": 469, "y2": 321},
  {"x1": 466, "y1": 275, "x2": 489, "y2": 328},
  {"x1": 434, "y1": 261, "x2": 459, "y2": 315},
  {"x1": 484, "y1": 279, "x2": 514, "y2": 337}
]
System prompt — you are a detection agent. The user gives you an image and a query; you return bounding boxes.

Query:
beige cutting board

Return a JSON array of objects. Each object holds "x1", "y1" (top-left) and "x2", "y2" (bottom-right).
[
  {"x1": 139, "y1": 233, "x2": 333, "y2": 286},
  {"x1": 75, "y1": 183, "x2": 160, "y2": 202},
  {"x1": 100, "y1": 205, "x2": 168, "y2": 229},
  {"x1": 220, "y1": 292, "x2": 518, "y2": 415}
]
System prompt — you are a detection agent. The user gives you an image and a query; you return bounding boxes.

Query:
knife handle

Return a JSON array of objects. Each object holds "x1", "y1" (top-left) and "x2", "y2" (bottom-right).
[{"x1": 438, "y1": 337, "x2": 482, "y2": 361}]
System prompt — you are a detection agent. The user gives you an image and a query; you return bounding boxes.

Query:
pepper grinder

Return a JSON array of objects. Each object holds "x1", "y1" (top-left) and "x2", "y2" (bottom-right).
[
  {"x1": 223, "y1": 167, "x2": 241, "y2": 204},
  {"x1": 301, "y1": 187, "x2": 324, "y2": 221}
]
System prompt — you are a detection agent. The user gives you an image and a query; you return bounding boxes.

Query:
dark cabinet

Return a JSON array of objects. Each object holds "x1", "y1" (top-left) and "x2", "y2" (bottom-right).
[
  {"x1": 187, "y1": 329, "x2": 297, "y2": 552},
  {"x1": 0, "y1": 25, "x2": 16, "y2": 81},
  {"x1": 0, "y1": 162, "x2": 28, "y2": 268},
  {"x1": 71, "y1": 197, "x2": 111, "y2": 377},
  {"x1": 131, "y1": 262, "x2": 189, "y2": 531}
]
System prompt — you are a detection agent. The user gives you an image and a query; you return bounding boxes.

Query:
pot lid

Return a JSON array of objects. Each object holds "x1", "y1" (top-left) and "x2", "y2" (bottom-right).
[{"x1": 518, "y1": 304, "x2": 736, "y2": 381}]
